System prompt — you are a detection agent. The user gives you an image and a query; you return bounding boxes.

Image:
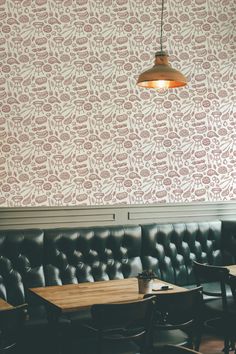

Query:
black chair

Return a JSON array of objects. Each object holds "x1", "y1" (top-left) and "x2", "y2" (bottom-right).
[
  {"x1": 153, "y1": 344, "x2": 202, "y2": 354},
  {"x1": 193, "y1": 261, "x2": 233, "y2": 353},
  {"x1": 228, "y1": 274, "x2": 236, "y2": 304},
  {"x1": 79, "y1": 296, "x2": 155, "y2": 354},
  {"x1": 226, "y1": 275, "x2": 236, "y2": 354},
  {"x1": 144, "y1": 287, "x2": 203, "y2": 352},
  {"x1": 0, "y1": 303, "x2": 28, "y2": 353}
]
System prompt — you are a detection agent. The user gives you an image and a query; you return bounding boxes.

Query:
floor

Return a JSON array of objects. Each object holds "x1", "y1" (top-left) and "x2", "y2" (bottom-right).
[{"x1": 200, "y1": 334, "x2": 235, "y2": 354}]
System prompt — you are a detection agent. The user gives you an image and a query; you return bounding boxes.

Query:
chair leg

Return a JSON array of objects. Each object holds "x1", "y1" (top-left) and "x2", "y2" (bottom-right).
[
  {"x1": 223, "y1": 321, "x2": 235, "y2": 354},
  {"x1": 230, "y1": 339, "x2": 235, "y2": 351},
  {"x1": 142, "y1": 332, "x2": 153, "y2": 354},
  {"x1": 223, "y1": 335, "x2": 230, "y2": 354},
  {"x1": 194, "y1": 322, "x2": 203, "y2": 351},
  {"x1": 187, "y1": 330, "x2": 194, "y2": 350},
  {"x1": 97, "y1": 333, "x2": 102, "y2": 354}
]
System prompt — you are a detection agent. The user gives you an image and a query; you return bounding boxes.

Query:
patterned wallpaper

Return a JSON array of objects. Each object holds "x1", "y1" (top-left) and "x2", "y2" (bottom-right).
[{"x1": 0, "y1": 0, "x2": 235, "y2": 207}]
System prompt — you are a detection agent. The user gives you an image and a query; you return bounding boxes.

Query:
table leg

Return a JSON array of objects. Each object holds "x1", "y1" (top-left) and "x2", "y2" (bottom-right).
[{"x1": 46, "y1": 305, "x2": 63, "y2": 354}]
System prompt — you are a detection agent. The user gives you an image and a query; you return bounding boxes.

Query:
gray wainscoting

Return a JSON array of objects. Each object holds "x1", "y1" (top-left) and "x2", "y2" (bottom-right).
[{"x1": 0, "y1": 201, "x2": 236, "y2": 229}]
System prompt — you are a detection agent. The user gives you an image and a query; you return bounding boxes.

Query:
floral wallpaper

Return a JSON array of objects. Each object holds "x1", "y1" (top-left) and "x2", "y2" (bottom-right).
[{"x1": 0, "y1": 0, "x2": 235, "y2": 207}]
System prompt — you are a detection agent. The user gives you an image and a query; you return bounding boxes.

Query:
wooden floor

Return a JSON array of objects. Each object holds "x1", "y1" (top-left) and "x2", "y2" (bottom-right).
[{"x1": 200, "y1": 334, "x2": 234, "y2": 354}]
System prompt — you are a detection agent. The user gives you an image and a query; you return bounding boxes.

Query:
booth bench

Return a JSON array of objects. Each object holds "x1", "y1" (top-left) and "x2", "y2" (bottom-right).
[{"x1": 0, "y1": 220, "x2": 236, "y2": 352}]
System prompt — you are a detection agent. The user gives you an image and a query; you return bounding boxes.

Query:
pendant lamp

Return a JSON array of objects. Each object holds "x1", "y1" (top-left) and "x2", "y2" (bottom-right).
[{"x1": 137, "y1": 0, "x2": 187, "y2": 90}]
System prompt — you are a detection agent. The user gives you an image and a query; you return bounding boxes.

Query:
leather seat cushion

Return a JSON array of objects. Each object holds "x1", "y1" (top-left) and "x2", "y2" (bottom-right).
[
  {"x1": 67, "y1": 308, "x2": 92, "y2": 323},
  {"x1": 67, "y1": 336, "x2": 141, "y2": 354},
  {"x1": 26, "y1": 305, "x2": 48, "y2": 327},
  {"x1": 204, "y1": 296, "x2": 234, "y2": 314},
  {"x1": 26, "y1": 305, "x2": 70, "y2": 327},
  {"x1": 66, "y1": 308, "x2": 93, "y2": 337},
  {"x1": 152, "y1": 329, "x2": 190, "y2": 347},
  {"x1": 185, "y1": 282, "x2": 232, "y2": 299},
  {"x1": 21, "y1": 306, "x2": 71, "y2": 354}
]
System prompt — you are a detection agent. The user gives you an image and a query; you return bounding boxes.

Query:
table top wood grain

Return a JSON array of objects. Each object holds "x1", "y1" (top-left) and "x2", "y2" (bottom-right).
[
  {"x1": 29, "y1": 278, "x2": 187, "y2": 313},
  {"x1": 0, "y1": 298, "x2": 13, "y2": 310}
]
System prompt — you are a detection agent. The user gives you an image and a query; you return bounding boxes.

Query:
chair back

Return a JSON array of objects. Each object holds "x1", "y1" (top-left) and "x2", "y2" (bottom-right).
[
  {"x1": 145, "y1": 287, "x2": 203, "y2": 330},
  {"x1": 193, "y1": 261, "x2": 229, "y2": 301},
  {"x1": 193, "y1": 262, "x2": 235, "y2": 354},
  {"x1": 91, "y1": 296, "x2": 155, "y2": 334},
  {"x1": 227, "y1": 275, "x2": 236, "y2": 306},
  {"x1": 193, "y1": 261, "x2": 229, "y2": 283},
  {"x1": 0, "y1": 303, "x2": 28, "y2": 352},
  {"x1": 91, "y1": 296, "x2": 155, "y2": 354}
]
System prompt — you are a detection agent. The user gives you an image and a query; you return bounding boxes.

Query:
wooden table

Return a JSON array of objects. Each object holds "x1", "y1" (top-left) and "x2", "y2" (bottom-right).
[
  {"x1": 29, "y1": 277, "x2": 186, "y2": 315},
  {"x1": 226, "y1": 265, "x2": 236, "y2": 276},
  {"x1": 0, "y1": 298, "x2": 12, "y2": 310},
  {"x1": 29, "y1": 278, "x2": 186, "y2": 354}
]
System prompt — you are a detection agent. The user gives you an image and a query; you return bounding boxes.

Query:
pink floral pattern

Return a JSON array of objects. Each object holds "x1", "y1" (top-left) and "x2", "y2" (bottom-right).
[{"x1": 0, "y1": 0, "x2": 235, "y2": 207}]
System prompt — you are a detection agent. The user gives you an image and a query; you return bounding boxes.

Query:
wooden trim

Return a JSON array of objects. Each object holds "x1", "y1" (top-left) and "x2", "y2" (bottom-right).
[{"x1": 0, "y1": 201, "x2": 236, "y2": 229}]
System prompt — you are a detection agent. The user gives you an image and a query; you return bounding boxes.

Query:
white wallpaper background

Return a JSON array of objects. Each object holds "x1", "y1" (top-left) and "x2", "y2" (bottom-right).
[{"x1": 0, "y1": 0, "x2": 235, "y2": 207}]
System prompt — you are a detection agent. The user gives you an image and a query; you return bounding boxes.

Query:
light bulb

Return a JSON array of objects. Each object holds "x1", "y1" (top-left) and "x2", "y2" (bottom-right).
[{"x1": 156, "y1": 80, "x2": 168, "y2": 89}]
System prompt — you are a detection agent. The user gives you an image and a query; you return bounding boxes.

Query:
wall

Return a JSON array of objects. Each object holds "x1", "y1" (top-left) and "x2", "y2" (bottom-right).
[{"x1": 0, "y1": 0, "x2": 235, "y2": 207}]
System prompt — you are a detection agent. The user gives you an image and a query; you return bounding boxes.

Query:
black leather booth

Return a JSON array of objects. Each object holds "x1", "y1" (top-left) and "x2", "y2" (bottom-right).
[
  {"x1": 1, "y1": 221, "x2": 235, "y2": 307},
  {"x1": 0, "y1": 220, "x2": 236, "y2": 352}
]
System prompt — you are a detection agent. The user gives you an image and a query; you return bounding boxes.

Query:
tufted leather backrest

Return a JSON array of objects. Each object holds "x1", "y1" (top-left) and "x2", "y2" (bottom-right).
[
  {"x1": 0, "y1": 229, "x2": 45, "y2": 306},
  {"x1": 221, "y1": 221, "x2": 236, "y2": 264},
  {"x1": 1, "y1": 220, "x2": 235, "y2": 308},
  {"x1": 43, "y1": 225, "x2": 143, "y2": 285},
  {"x1": 141, "y1": 221, "x2": 222, "y2": 286}
]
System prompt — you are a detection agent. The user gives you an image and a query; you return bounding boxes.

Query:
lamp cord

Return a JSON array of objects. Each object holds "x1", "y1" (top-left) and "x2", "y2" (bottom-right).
[{"x1": 160, "y1": 0, "x2": 164, "y2": 52}]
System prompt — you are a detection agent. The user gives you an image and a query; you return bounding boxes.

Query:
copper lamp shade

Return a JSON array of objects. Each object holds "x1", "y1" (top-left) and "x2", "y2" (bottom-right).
[
  {"x1": 137, "y1": 52, "x2": 187, "y2": 89},
  {"x1": 136, "y1": 0, "x2": 187, "y2": 90}
]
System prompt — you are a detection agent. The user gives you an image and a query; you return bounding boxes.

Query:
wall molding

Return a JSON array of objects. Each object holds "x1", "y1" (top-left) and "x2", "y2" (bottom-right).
[{"x1": 0, "y1": 201, "x2": 236, "y2": 229}]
